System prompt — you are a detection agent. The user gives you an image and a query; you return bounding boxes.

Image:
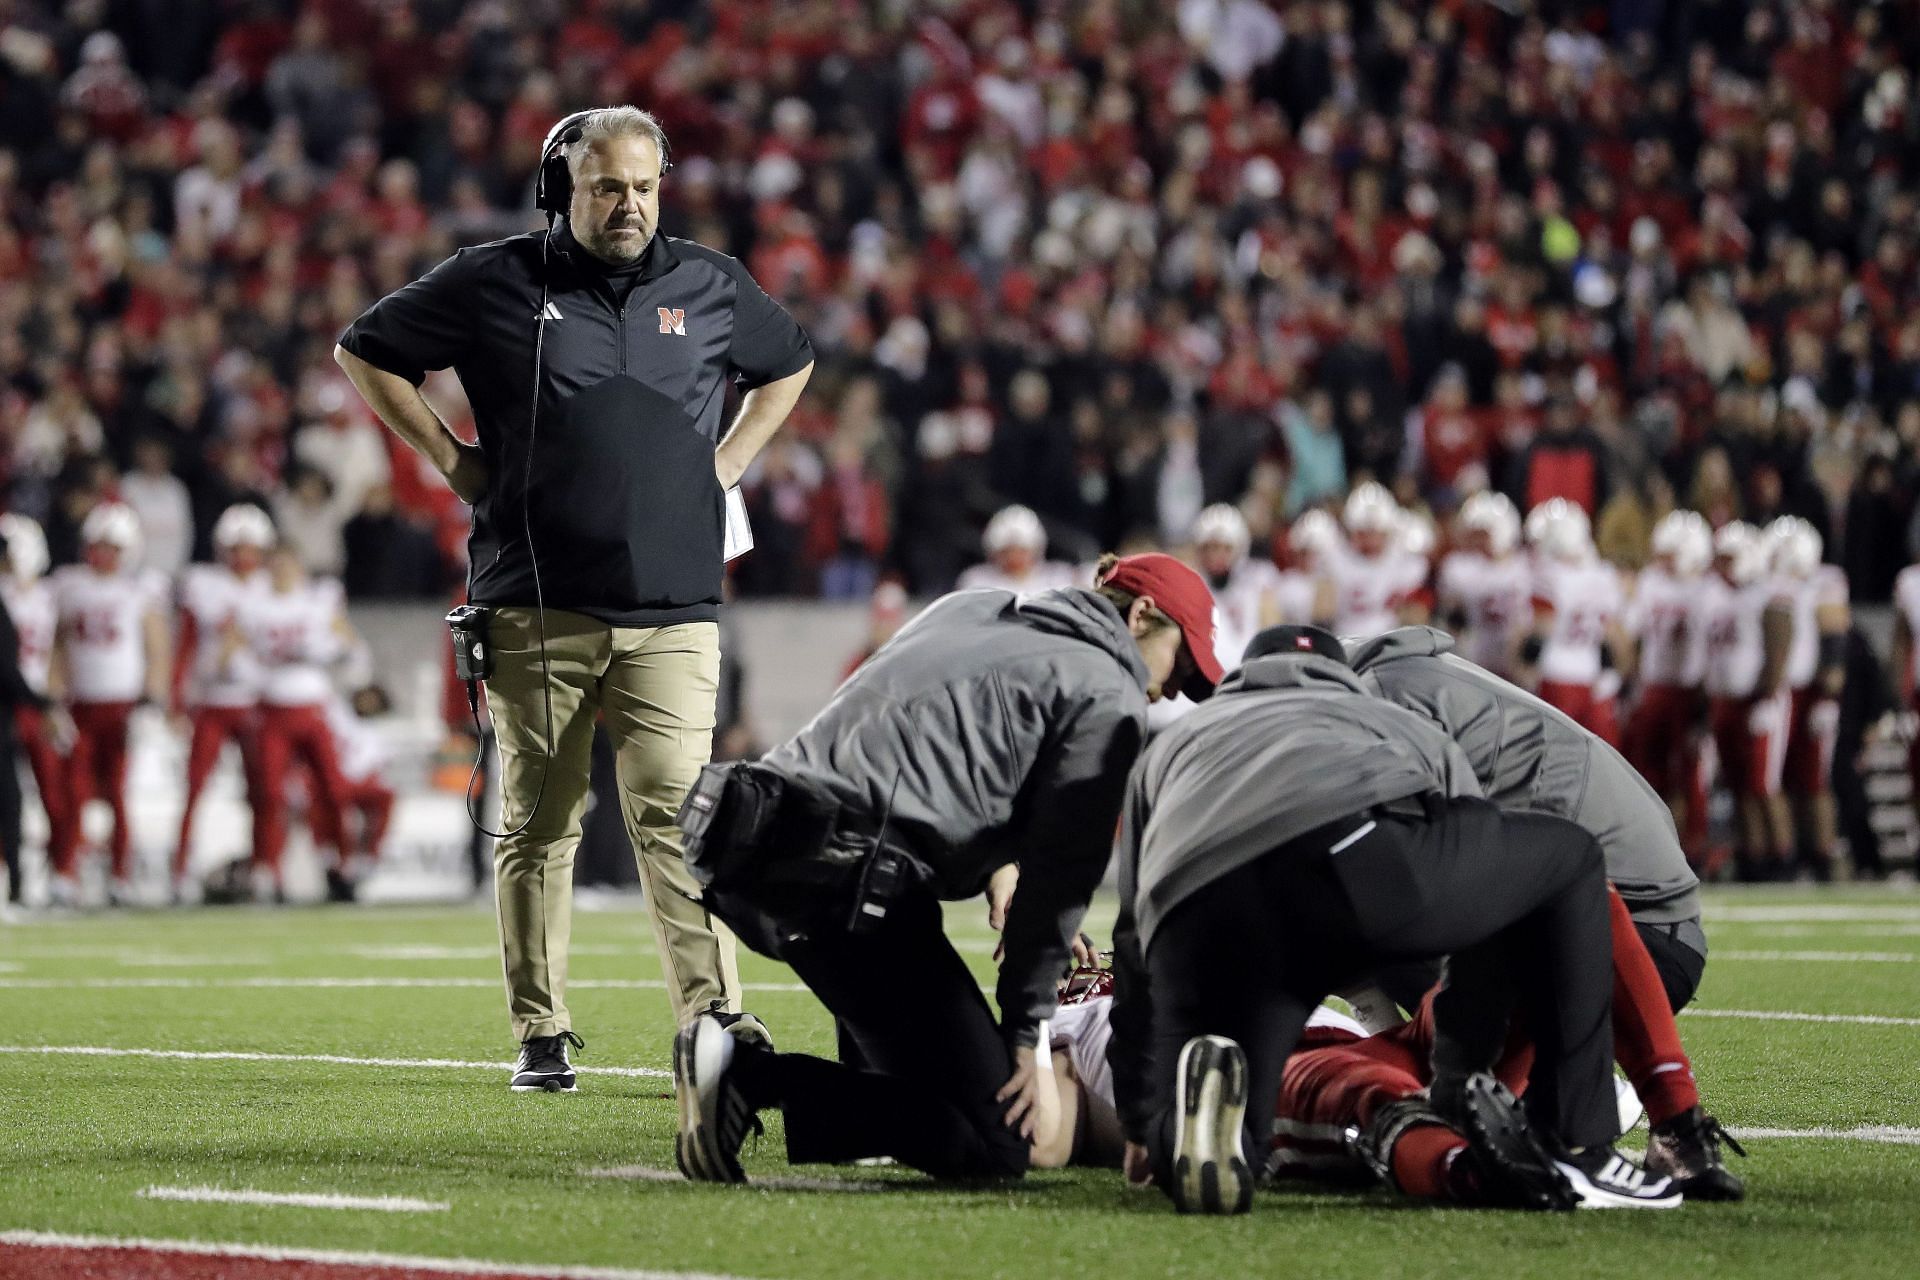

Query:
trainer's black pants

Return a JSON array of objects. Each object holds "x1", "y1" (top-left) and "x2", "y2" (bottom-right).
[
  {"x1": 1633, "y1": 917, "x2": 1707, "y2": 1012},
  {"x1": 1137, "y1": 797, "x2": 1618, "y2": 1185},
  {"x1": 718, "y1": 889, "x2": 1028, "y2": 1180}
]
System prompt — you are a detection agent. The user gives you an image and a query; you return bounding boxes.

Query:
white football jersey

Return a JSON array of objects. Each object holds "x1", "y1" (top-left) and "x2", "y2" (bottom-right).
[
  {"x1": 239, "y1": 578, "x2": 345, "y2": 707},
  {"x1": 1896, "y1": 565, "x2": 1920, "y2": 687},
  {"x1": 325, "y1": 695, "x2": 388, "y2": 784},
  {"x1": 1, "y1": 577, "x2": 55, "y2": 695},
  {"x1": 1208, "y1": 560, "x2": 1285, "y2": 670},
  {"x1": 51, "y1": 565, "x2": 166, "y2": 703},
  {"x1": 1627, "y1": 567, "x2": 1710, "y2": 689},
  {"x1": 1782, "y1": 565, "x2": 1848, "y2": 689},
  {"x1": 1702, "y1": 577, "x2": 1790, "y2": 699},
  {"x1": 1273, "y1": 568, "x2": 1320, "y2": 625},
  {"x1": 177, "y1": 564, "x2": 266, "y2": 708},
  {"x1": 954, "y1": 561, "x2": 1080, "y2": 594},
  {"x1": 1438, "y1": 551, "x2": 1532, "y2": 675},
  {"x1": 1532, "y1": 559, "x2": 1623, "y2": 685},
  {"x1": 1327, "y1": 543, "x2": 1421, "y2": 639}
]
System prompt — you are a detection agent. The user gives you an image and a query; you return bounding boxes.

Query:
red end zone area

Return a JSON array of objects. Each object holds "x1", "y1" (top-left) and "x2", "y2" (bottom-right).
[{"x1": 0, "y1": 1235, "x2": 710, "y2": 1280}]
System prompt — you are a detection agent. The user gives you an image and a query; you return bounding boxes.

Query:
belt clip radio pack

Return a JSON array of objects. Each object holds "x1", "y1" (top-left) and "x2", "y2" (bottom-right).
[{"x1": 446, "y1": 604, "x2": 494, "y2": 683}]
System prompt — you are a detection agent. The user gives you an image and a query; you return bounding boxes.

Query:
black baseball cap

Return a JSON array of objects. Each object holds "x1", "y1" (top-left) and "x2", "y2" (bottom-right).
[{"x1": 1243, "y1": 624, "x2": 1348, "y2": 666}]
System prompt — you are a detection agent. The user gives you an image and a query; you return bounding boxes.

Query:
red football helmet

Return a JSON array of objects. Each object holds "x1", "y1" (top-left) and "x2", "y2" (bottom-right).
[{"x1": 1057, "y1": 954, "x2": 1115, "y2": 1006}]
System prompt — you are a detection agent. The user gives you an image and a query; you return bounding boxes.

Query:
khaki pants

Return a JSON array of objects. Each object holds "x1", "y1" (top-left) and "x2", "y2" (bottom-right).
[{"x1": 485, "y1": 607, "x2": 740, "y2": 1042}]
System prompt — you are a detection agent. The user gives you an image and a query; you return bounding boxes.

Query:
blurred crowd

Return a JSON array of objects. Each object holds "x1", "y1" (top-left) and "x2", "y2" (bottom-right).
[{"x1": 3, "y1": 1, "x2": 1920, "y2": 605}]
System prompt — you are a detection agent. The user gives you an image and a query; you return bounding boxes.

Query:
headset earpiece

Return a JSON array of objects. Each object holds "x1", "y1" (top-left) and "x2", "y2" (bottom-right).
[{"x1": 534, "y1": 110, "x2": 596, "y2": 219}]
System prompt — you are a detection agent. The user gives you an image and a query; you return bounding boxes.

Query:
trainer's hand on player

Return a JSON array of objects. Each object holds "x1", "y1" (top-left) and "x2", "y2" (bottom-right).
[
  {"x1": 986, "y1": 863, "x2": 1018, "y2": 931},
  {"x1": 1123, "y1": 1141, "x2": 1154, "y2": 1187},
  {"x1": 996, "y1": 1045, "x2": 1061, "y2": 1146}
]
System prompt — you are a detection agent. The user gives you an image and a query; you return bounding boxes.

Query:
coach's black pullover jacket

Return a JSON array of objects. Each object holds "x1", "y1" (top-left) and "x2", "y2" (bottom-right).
[{"x1": 338, "y1": 225, "x2": 812, "y2": 626}]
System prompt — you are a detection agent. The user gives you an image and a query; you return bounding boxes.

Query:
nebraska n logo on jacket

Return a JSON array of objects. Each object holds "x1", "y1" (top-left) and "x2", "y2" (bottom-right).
[{"x1": 658, "y1": 307, "x2": 687, "y2": 336}]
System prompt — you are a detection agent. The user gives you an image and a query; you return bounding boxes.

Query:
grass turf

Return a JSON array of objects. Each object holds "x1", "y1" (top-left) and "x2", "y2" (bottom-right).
[{"x1": 2, "y1": 887, "x2": 1918, "y2": 1280}]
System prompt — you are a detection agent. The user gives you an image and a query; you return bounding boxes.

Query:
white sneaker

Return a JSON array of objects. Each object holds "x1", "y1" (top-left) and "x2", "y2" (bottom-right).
[
  {"x1": 47, "y1": 876, "x2": 79, "y2": 910},
  {"x1": 172, "y1": 874, "x2": 203, "y2": 906},
  {"x1": 1170, "y1": 1035, "x2": 1254, "y2": 1214},
  {"x1": 106, "y1": 877, "x2": 138, "y2": 908},
  {"x1": 1556, "y1": 1145, "x2": 1683, "y2": 1209}
]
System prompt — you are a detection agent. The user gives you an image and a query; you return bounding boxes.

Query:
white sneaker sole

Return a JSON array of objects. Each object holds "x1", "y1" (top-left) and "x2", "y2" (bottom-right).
[
  {"x1": 1558, "y1": 1160, "x2": 1683, "y2": 1209},
  {"x1": 508, "y1": 1077, "x2": 576, "y2": 1093},
  {"x1": 1171, "y1": 1035, "x2": 1253, "y2": 1215},
  {"x1": 675, "y1": 1017, "x2": 744, "y2": 1183}
]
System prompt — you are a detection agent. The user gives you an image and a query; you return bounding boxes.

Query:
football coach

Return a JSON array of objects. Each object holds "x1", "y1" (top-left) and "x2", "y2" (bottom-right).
[{"x1": 334, "y1": 106, "x2": 813, "y2": 1091}]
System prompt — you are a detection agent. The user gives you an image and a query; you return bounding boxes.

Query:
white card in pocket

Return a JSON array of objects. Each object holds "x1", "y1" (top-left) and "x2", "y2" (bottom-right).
[{"x1": 723, "y1": 485, "x2": 754, "y2": 562}]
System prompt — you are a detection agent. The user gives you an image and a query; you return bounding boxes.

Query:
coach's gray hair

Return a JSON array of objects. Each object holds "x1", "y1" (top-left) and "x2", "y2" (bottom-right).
[{"x1": 564, "y1": 106, "x2": 671, "y2": 176}]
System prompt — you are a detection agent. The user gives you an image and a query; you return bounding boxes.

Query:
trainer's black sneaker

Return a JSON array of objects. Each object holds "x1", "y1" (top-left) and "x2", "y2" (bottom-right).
[
  {"x1": 1553, "y1": 1143, "x2": 1682, "y2": 1209},
  {"x1": 707, "y1": 1003, "x2": 774, "y2": 1051},
  {"x1": 1169, "y1": 1035, "x2": 1254, "y2": 1215},
  {"x1": 674, "y1": 1014, "x2": 763, "y2": 1183},
  {"x1": 1443, "y1": 1075, "x2": 1579, "y2": 1211},
  {"x1": 1645, "y1": 1107, "x2": 1747, "y2": 1201},
  {"x1": 509, "y1": 1030, "x2": 584, "y2": 1093}
]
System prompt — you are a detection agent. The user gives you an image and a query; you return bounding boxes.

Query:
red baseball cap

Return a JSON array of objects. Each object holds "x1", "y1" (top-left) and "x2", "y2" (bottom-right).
[{"x1": 1097, "y1": 552, "x2": 1223, "y2": 700}]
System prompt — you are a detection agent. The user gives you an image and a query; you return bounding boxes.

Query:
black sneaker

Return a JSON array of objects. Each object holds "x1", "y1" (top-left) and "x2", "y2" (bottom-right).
[
  {"x1": 1645, "y1": 1107, "x2": 1747, "y2": 1201},
  {"x1": 1169, "y1": 1035, "x2": 1254, "y2": 1215},
  {"x1": 1442, "y1": 1075, "x2": 1579, "y2": 1211},
  {"x1": 707, "y1": 1003, "x2": 774, "y2": 1051},
  {"x1": 674, "y1": 1014, "x2": 763, "y2": 1183},
  {"x1": 324, "y1": 867, "x2": 357, "y2": 903},
  {"x1": 1553, "y1": 1143, "x2": 1682, "y2": 1209},
  {"x1": 510, "y1": 1030, "x2": 584, "y2": 1093}
]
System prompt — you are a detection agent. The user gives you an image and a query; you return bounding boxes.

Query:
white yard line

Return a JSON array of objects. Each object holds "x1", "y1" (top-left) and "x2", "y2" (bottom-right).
[
  {"x1": 0, "y1": 977, "x2": 810, "y2": 992},
  {"x1": 1680, "y1": 1008, "x2": 1920, "y2": 1028},
  {"x1": 1719, "y1": 924, "x2": 1920, "y2": 939},
  {"x1": 1705, "y1": 905, "x2": 1920, "y2": 923},
  {"x1": 349, "y1": 945, "x2": 634, "y2": 961},
  {"x1": 138, "y1": 1185, "x2": 448, "y2": 1213},
  {"x1": 582, "y1": 1165, "x2": 886, "y2": 1193},
  {"x1": 1714, "y1": 949, "x2": 1920, "y2": 963},
  {"x1": 1732, "y1": 1126, "x2": 1920, "y2": 1145},
  {"x1": 0, "y1": 1230, "x2": 757, "y2": 1280},
  {"x1": 0, "y1": 1044, "x2": 669, "y2": 1078}
]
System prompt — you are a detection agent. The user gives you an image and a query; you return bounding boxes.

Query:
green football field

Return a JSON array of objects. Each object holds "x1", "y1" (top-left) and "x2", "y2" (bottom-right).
[{"x1": 2, "y1": 887, "x2": 1917, "y2": 1280}]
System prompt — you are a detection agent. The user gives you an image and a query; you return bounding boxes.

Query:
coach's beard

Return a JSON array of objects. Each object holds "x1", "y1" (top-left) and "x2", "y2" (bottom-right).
[{"x1": 579, "y1": 214, "x2": 654, "y2": 266}]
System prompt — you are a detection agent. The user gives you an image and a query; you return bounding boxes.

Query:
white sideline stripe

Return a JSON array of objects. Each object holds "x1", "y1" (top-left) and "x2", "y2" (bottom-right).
[
  {"x1": 0, "y1": 1230, "x2": 756, "y2": 1280},
  {"x1": 0, "y1": 963, "x2": 17, "y2": 974},
  {"x1": 1715, "y1": 950, "x2": 1920, "y2": 964},
  {"x1": 1732, "y1": 1126, "x2": 1920, "y2": 1146},
  {"x1": 0, "y1": 1045, "x2": 669, "y2": 1078},
  {"x1": 1705, "y1": 906, "x2": 1920, "y2": 923},
  {"x1": 1727, "y1": 924, "x2": 1920, "y2": 938},
  {"x1": 1681, "y1": 1008, "x2": 1920, "y2": 1028},
  {"x1": 0, "y1": 974, "x2": 931, "y2": 1000},
  {"x1": 139, "y1": 1185, "x2": 448, "y2": 1213},
  {"x1": 583, "y1": 1165, "x2": 886, "y2": 1193},
  {"x1": 350, "y1": 944, "x2": 633, "y2": 960}
]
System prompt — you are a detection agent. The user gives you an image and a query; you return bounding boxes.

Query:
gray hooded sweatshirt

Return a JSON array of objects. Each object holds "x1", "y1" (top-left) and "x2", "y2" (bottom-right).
[
  {"x1": 1347, "y1": 626, "x2": 1701, "y2": 927},
  {"x1": 764, "y1": 586, "x2": 1149, "y2": 1046},
  {"x1": 1112, "y1": 651, "x2": 1482, "y2": 957}
]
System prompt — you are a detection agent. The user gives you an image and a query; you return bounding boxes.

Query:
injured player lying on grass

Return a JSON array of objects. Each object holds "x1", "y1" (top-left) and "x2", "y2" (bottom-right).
[{"x1": 1031, "y1": 894, "x2": 1745, "y2": 1208}]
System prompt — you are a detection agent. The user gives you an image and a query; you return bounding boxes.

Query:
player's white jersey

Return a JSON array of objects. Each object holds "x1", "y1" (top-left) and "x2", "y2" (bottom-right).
[
  {"x1": 1782, "y1": 565, "x2": 1848, "y2": 689},
  {"x1": 1438, "y1": 551, "x2": 1531, "y2": 675},
  {"x1": 325, "y1": 696, "x2": 387, "y2": 784},
  {"x1": 954, "y1": 561, "x2": 1080, "y2": 594},
  {"x1": 1532, "y1": 559, "x2": 1623, "y2": 686},
  {"x1": 1, "y1": 577, "x2": 55, "y2": 695},
  {"x1": 178, "y1": 564, "x2": 265, "y2": 708},
  {"x1": 238, "y1": 578, "x2": 345, "y2": 707},
  {"x1": 1273, "y1": 568, "x2": 1319, "y2": 626},
  {"x1": 1702, "y1": 577, "x2": 1789, "y2": 699},
  {"x1": 1208, "y1": 560, "x2": 1285, "y2": 670},
  {"x1": 1627, "y1": 567, "x2": 1709, "y2": 689},
  {"x1": 1326, "y1": 544, "x2": 1422, "y2": 639},
  {"x1": 50, "y1": 565, "x2": 165, "y2": 703},
  {"x1": 1896, "y1": 565, "x2": 1920, "y2": 689}
]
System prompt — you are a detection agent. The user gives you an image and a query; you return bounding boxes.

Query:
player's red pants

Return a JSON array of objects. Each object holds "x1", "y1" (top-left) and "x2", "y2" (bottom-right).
[
  {"x1": 1273, "y1": 889, "x2": 1699, "y2": 1198},
  {"x1": 15, "y1": 706, "x2": 70, "y2": 877},
  {"x1": 1782, "y1": 688, "x2": 1838, "y2": 798},
  {"x1": 336, "y1": 775, "x2": 395, "y2": 859},
  {"x1": 1622, "y1": 684, "x2": 1708, "y2": 854},
  {"x1": 256, "y1": 703, "x2": 348, "y2": 873},
  {"x1": 1537, "y1": 679, "x2": 1620, "y2": 747},
  {"x1": 174, "y1": 704, "x2": 264, "y2": 875},
  {"x1": 62, "y1": 700, "x2": 135, "y2": 878},
  {"x1": 1709, "y1": 692, "x2": 1788, "y2": 799}
]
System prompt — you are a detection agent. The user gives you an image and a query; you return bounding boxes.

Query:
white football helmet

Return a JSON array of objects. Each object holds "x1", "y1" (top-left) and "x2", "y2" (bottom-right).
[
  {"x1": 1526, "y1": 498, "x2": 1592, "y2": 562},
  {"x1": 0, "y1": 514, "x2": 49, "y2": 581},
  {"x1": 213, "y1": 503, "x2": 276, "y2": 551},
  {"x1": 1713, "y1": 521, "x2": 1768, "y2": 586},
  {"x1": 1289, "y1": 508, "x2": 1343, "y2": 563},
  {"x1": 1395, "y1": 508, "x2": 1437, "y2": 559},
  {"x1": 1765, "y1": 515, "x2": 1822, "y2": 581},
  {"x1": 1651, "y1": 510, "x2": 1713, "y2": 578},
  {"x1": 1191, "y1": 503, "x2": 1251, "y2": 561},
  {"x1": 1343, "y1": 481, "x2": 1399, "y2": 534},
  {"x1": 1458, "y1": 491, "x2": 1521, "y2": 557},
  {"x1": 982, "y1": 504, "x2": 1046, "y2": 556},
  {"x1": 81, "y1": 501, "x2": 142, "y2": 551}
]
